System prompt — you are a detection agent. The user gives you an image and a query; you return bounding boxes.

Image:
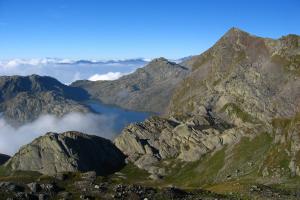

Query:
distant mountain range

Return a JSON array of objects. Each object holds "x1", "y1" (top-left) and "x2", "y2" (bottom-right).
[{"x1": 0, "y1": 58, "x2": 150, "y2": 67}]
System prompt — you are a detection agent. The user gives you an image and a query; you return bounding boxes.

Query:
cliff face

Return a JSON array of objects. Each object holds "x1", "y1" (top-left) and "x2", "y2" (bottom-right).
[
  {"x1": 0, "y1": 75, "x2": 91, "y2": 125},
  {"x1": 72, "y1": 57, "x2": 189, "y2": 114},
  {"x1": 114, "y1": 28, "x2": 300, "y2": 185}
]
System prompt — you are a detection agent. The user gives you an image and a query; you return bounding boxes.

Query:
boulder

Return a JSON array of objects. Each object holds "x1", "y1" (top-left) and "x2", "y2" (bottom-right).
[{"x1": 5, "y1": 131, "x2": 125, "y2": 175}]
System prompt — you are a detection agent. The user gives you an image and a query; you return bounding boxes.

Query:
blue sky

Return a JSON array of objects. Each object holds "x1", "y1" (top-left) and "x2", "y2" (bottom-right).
[{"x1": 0, "y1": 0, "x2": 299, "y2": 59}]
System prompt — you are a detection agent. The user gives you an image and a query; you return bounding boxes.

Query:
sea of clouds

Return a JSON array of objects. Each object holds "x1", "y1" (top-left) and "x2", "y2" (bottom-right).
[
  {"x1": 0, "y1": 58, "x2": 148, "y2": 84},
  {"x1": 0, "y1": 112, "x2": 118, "y2": 156}
]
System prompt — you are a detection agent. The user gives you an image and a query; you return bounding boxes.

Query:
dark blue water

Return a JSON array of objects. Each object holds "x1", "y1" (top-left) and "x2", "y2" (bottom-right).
[{"x1": 86, "y1": 101, "x2": 151, "y2": 133}]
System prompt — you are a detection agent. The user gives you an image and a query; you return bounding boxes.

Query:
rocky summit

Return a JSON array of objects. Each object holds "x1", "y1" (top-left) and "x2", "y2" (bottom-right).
[
  {"x1": 72, "y1": 57, "x2": 189, "y2": 114},
  {"x1": 0, "y1": 75, "x2": 91, "y2": 125},
  {"x1": 5, "y1": 131, "x2": 126, "y2": 175}
]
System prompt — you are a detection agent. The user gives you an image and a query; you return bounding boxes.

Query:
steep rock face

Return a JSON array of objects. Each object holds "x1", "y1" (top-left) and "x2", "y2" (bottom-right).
[
  {"x1": 0, "y1": 75, "x2": 90, "y2": 125},
  {"x1": 5, "y1": 131, "x2": 125, "y2": 175},
  {"x1": 72, "y1": 58, "x2": 189, "y2": 113},
  {"x1": 0, "y1": 153, "x2": 10, "y2": 165}
]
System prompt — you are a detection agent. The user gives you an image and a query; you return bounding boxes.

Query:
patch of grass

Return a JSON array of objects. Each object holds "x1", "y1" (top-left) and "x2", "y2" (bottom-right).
[
  {"x1": 220, "y1": 103, "x2": 258, "y2": 123},
  {"x1": 271, "y1": 53, "x2": 300, "y2": 75},
  {"x1": 107, "y1": 163, "x2": 150, "y2": 185},
  {"x1": 163, "y1": 148, "x2": 226, "y2": 187},
  {"x1": 0, "y1": 165, "x2": 10, "y2": 177},
  {"x1": 206, "y1": 180, "x2": 253, "y2": 199},
  {"x1": 222, "y1": 133, "x2": 273, "y2": 179},
  {"x1": 0, "y1": 170, "x2": 41, "y2": 183},
  {"x1": 266, "y1": 113, "x2": 300, "y2": 175},
  {"x1": 262, "y1": 143, "x2": 291, "y2": 176}
]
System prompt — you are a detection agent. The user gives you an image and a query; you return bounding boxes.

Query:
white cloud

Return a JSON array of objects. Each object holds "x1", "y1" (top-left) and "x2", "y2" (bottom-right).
[
  {"x1": 1, "y1": 58, "x2": 60, "y2": 68},
  {"x1": 0, "y1": 58, "x2": 147, "y2": 84},
  {"x1": 0, "y1": 112, "x2": 118, "y2": 155},
  {"x1": 88, "y1": 72, "x2": 126, "y2": 81}
]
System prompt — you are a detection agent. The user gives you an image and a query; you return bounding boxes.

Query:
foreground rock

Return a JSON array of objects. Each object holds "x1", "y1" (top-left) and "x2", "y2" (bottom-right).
[
  {"x1": 114, "y1": 114, "x2": 244, "y2": 177},
  {"x1": 5, "y1": 131, "x2": 125, "y2": 175},
  {"x1": 0, "y1": 179, "x2": 235, "y2": 200},
  {"x1": 0, "y1": 153, "x2": 10, "y2": 165}
]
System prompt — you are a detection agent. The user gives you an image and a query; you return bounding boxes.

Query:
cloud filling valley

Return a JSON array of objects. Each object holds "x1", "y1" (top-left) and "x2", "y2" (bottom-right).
[{"x1": 0, "y1": 112, "x2": 117, "y2": 156}]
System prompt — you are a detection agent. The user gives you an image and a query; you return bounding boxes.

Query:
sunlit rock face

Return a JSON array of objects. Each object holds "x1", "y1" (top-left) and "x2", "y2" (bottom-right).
[{"x1": 5, "y1": 131, "x2": 126, "y2": 175}]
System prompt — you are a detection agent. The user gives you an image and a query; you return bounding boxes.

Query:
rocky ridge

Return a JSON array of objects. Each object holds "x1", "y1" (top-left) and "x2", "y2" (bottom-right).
[
  {"x1": 5, "y1": 131, "x2": 126, "y2": 175},
  {"x1": 0, "y1": 75, "x2": 91, "y2": 125},
  {"x1": 72, "y1": 57, "x2": 189, "y2": 114}
]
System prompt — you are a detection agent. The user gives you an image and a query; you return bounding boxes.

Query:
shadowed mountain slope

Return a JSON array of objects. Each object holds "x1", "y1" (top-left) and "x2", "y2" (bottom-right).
[
  {"x1": 0, "y1": 75, "x2": 91, "y2": 125},
  {"x1": 72, "y1": 57, "x2": 189, "y2": 114}
]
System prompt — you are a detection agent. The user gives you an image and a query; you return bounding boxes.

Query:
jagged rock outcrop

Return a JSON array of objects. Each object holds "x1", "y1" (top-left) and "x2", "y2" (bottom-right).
[
  {"x1": 5, "y1": 131, "x2": 125, "y2": 175},
  {"x1": 72, "y1": 57, "x2": 189, "y2": 113},
  {"x1": 0, "y1": 75, "x2": 91, "y2": 125},
  {"x1": 115, "y1": 114, "x2": 247, "y2": 177},
  {"x1": 0, "y1": 153, "x2": 10, "y2": 165}
]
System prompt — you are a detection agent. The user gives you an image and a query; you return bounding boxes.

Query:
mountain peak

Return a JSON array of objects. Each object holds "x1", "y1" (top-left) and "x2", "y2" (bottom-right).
[
  {"x1": 149, "y1": 57, "x2": 170, "y2": 64},
  {"x1": 224, "y1": 27, "x2": 250, "y2": 38}
]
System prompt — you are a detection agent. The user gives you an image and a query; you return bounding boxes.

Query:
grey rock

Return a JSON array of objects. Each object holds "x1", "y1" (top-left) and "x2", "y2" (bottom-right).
[
  {"x1": 0, "y1": 182, "x2": 24, "y2": 192},
  {"x1": 114, "y1": 115, "x2": 240, "y2": 174},
  {"x1": 5, "y1": 131, "x2": 125, "y2": 175},
  {"x1": 27, "y1": 182, "x2": 41, "y2": 193},
  {"x1": 0, "y1": 75, "x2": 91, "y2": 125}
]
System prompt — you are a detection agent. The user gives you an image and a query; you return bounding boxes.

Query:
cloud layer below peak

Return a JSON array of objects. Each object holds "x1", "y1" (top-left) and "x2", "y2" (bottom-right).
[
  {"x1": 0, "y1": 58, "x2": 148, "y2": 84},
  {"x1": 88, "y1": 72, "x2": 127, "y2": 81},
  {"x1": 0, "y1": 112, "x2": 116, "y2": 155}
]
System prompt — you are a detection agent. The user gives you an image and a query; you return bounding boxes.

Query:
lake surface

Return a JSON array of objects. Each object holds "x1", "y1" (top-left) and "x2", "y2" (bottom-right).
[{"x1": 86, "y1": 101, "x2": 151, "y2": 134}]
